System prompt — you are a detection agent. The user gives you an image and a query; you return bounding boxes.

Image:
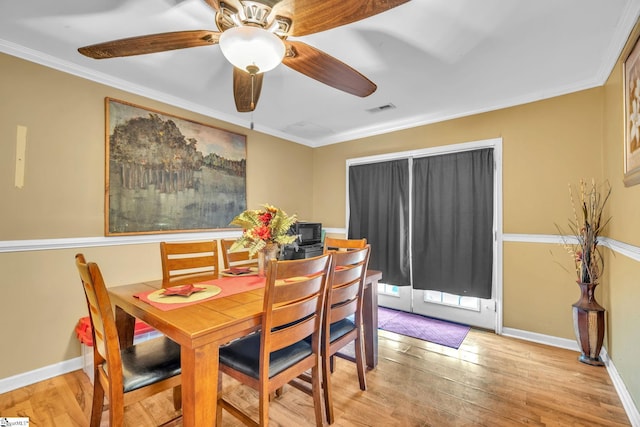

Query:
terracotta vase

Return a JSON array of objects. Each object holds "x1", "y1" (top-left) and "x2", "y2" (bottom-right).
[
  {"x1": 572, "y1": 281, "x2": 605, "y2": 366},
  {"x1": 257, "y1": 244, "x2": 279, "y2": 277}
]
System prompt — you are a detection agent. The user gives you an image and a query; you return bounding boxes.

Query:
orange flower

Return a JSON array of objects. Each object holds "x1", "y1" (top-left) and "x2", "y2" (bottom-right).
[
  {"x1": 254, "y1": 225, "x2": 272, "y2": 241},
  {"x1": 258, "y1": 211, "x2": 273, "y2": 225}
]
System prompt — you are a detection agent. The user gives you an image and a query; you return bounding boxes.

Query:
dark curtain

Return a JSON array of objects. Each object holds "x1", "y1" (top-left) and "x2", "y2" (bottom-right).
[
  {"x1": 348, "y1": 159, "x2": 411, "y2": 286},
  {"x1": 412, "y1": 149, "x2": 494, "y2": 298}
]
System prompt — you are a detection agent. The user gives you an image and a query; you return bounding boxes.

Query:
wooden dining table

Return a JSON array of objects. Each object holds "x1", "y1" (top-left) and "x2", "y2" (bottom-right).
[{"x1": 108, "y1": 269, "x2": 382, "y2": 427}]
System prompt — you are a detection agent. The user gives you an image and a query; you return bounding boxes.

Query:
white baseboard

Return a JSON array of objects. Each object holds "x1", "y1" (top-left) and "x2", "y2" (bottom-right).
[
  {"x1": 601, "y1": 349, "x2": 640, "y2": 427},
  {"x1": 0, "y1": 331, "x2": 162, "y2": 394},
  {"x1": 503, "y1": 327, "x2": 640, "y2": 427},
  {"x1": 502, "y1": 327, "x2": 581, "y2": 351},
  {"x1": 0, "y1": 357, "x2": 83, "y2": 394}
]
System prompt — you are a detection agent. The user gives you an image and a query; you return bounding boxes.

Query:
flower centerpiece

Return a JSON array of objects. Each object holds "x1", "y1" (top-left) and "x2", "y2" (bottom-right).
[
  {"x1": 557, "y1": 179, "x2": 611, "y2": 366},
  {"x1": 229, "y1": 204, "x2": 298, "y2": 276}
]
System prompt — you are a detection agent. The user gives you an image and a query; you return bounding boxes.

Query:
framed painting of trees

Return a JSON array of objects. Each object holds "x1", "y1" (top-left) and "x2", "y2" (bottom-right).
[{"x1": 105, "y1": 98, "x2": 247, "y2": 235}]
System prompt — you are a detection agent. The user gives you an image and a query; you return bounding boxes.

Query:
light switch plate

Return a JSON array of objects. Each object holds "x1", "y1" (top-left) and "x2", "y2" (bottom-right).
[{"x1": 15, "y1": 125, "x2": 27, "y2": 188}]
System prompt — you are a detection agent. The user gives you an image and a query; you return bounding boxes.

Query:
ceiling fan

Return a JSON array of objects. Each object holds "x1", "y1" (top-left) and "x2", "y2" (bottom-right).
[{"x1": 78, "y1": 0, "x2": 411, "y2": 112}]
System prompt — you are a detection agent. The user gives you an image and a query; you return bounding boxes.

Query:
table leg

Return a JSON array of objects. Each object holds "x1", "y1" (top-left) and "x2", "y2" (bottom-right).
[
  {"x1": 115, "y1": 306, "x2": 135, "y2": 348},
  {"x1": 363, "y1": 275, "x2": 379, "y2": 369},
  {"x1": 181, "y1": 342, "x2": 220, "y2": 426}
]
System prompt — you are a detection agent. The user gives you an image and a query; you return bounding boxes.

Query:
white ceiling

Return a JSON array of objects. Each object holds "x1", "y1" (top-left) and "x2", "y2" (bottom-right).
[{"x1": 1, "y1": 0, "x2": 639, "y2": 147}]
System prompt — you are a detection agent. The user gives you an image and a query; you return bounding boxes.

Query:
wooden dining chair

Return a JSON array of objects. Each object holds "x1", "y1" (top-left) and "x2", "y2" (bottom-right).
[
  {"x1": 74, "y1": 254, "x2": 182, "y2": 427},
  {"x1": 291, "y1": 245, "x2": 371, "y2": 424},
  {"x1": 321, "y1": 245, "x2": 371, "y2": 423},
  {"x1": 220, "y1": 238, "x2": 258, "y2": 270},
  {"x1": 323, "y1": 236, "x2": 367, "y2": 252},
  {"x1": 216, "y1": 254, "x2": 332, "y2": 427},
  {"x1": 159, "y1": 240, "x2": 219, "y2": 288}
]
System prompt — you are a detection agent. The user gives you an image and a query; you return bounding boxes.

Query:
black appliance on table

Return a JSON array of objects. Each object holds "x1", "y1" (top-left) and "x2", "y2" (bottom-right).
[{"x1": 281, "y1": 222, "x2": 324, "y2": 260}]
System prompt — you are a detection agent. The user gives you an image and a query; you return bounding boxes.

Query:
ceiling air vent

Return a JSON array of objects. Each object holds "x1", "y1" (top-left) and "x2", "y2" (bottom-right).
[{"x1": 366, "y1": 103, "x2": 396, "y2": 114}]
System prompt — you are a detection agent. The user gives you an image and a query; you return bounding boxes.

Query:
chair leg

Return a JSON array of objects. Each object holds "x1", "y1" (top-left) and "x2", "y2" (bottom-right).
[
  {"x1": 322, "y1": 352, "x2": 335, "y2": 425},
  {"x1": 355, "y1": 337, "x2": 367, "y2": 391},
  {"x1": 108, "y1": 391, "x2": 125, "y2": 427},
  {"x1": 311, "y1": 364, "x2": 327, "y2": 427},
  {"x1": 89, "y1": 376, "x2": 105, "y2": 427},
  {"x1": 172, "y1": 385, "x2": 182, "y2": 410},
  {"x1": 216, "y1": 371, "x2": 224, "y2": 425},
  {"x1": 258, "y1": 384, "x2": 270, "y2": 426}
]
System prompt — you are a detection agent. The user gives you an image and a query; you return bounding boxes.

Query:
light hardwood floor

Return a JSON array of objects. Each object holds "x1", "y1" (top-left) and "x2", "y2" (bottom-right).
[{"x1": 0, "y1": 328, "x2": 631, "y2": 426}]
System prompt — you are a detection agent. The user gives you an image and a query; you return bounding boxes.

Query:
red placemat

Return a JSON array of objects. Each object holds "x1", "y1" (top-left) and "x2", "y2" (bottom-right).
[{"x1": 134, "y1": 276, "x2": 266, "y2": 311}]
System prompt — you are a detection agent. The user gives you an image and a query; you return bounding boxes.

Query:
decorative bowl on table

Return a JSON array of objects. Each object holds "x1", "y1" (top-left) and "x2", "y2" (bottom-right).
[{"x1": 162, "y1": 284, "x2": 206, "y2": 297}]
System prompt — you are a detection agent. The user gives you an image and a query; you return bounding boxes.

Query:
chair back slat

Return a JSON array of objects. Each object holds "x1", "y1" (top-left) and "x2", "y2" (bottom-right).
[
  {"x1": 226, "y1": 252, "x2": 257, "y2": 267},
  {"x1": 331, "y1": 281, "x2": 360, "y2": 305},
  {"x1": 330, "y1": 299, "x2": 359, "y2": 324},
  {"x1": 324, "y1": 237, "x2": 367, "y2": 253},
  {"x1": 331, "y1": 266, "x2": 364, "y2": 299},
  {"x1": 272, "y1": 294, "x2": 320, "y2": 327},
  {"x1": 270, "y1": 316, "x2": 317, "y2": 352},
  {"x1": 273, "y1": 274, "x2": 324, "y2": 303},
  {"x1": 221, "y1": 239, "x2": 258, "y2": 270},
  {"x1": 160, "y1": 241, "x2": 219, "y2": 288}
]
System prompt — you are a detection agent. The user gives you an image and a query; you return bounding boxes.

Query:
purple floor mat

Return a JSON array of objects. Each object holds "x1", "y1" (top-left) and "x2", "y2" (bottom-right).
[{"x1": 378, "y1": 307, "x2": 470, "y2": 349}]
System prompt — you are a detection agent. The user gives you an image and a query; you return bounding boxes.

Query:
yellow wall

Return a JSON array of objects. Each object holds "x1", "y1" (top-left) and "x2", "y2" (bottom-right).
[
  {"x1": 0, "y1": 52, "x2": 313, "y2": 378},
  {"x1": 601, "y1": 22, "x2": 640, "y2": 408}
]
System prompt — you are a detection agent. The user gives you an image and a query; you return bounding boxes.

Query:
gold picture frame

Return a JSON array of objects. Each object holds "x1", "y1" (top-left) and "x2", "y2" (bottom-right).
[
  {"x1": 623, "y1": 34, "x2": 640, "y2": 186},
  {"x1": 105, "y1": 98, "x2": 247, "y2": 235}
]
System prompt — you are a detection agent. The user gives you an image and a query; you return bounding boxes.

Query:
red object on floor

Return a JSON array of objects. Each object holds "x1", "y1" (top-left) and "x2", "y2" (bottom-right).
[{"x1": 75, "y1": 316, "x2": 154, "y2": 346}]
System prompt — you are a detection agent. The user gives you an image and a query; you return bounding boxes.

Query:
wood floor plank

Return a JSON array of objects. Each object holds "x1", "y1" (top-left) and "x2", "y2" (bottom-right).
[{"x1": 0, "y1": 328, "x2": 630, "y2": 426}]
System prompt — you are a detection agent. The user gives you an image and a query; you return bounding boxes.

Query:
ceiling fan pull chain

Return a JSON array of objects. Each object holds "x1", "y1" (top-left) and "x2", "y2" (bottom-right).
[
  {"x1": 250, "y1": 71, "x2": 255, "y2": 129},
  {"x1": 250, "y1": 72, "x2": 256, "y2": 111}
]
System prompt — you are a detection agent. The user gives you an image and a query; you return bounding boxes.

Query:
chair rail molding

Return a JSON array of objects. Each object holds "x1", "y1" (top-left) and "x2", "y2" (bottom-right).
[
  {"x1": 4, "y1": 233, "x2": 638, "y2": 261},
  {"x1": 503, "y1": 234, "x2": 640, "y2": 262},
  {"x1": 0, "y1": 231, "x2": 242, "y2": 253}
]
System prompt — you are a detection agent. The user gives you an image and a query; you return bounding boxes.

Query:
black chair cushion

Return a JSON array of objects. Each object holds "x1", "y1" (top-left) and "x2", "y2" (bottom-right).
[
  {"x1": 220, "y1": 333, "x2": 312, "y2": 379},
  {"x1": 328, "y1": 318, "x2": 356, "y2": 343},
  {"x1": 303, "y1": 318, "x2": 356, "y2": 345},
  {"x1": 118, "y1": 336, "x2": 181, "y2": 393}
]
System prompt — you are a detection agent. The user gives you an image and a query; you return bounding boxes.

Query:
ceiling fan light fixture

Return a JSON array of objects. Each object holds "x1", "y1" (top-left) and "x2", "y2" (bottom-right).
[{"x1": 219, "y1": 26, "x2": 285, "y2": 74}]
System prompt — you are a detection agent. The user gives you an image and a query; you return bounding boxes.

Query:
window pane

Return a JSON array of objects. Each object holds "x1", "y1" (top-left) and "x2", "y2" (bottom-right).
[
  {"x1": 422, "y1": 290, "x2": 479, "y2": 312},
  {"x1": 378, "y1": 283, "x2": 400, "y2": 297}
]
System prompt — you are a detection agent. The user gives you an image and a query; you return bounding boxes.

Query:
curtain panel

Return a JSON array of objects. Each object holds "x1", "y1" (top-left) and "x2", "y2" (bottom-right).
[
  {"x1": 411, "y1": 148, "x2": 494, "y2": 298},
  {"x1": 348, "y1": 159, "x2": 411, "y2": 286}
]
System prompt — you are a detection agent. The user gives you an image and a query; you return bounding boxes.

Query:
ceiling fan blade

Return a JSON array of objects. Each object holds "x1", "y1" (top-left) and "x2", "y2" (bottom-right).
[
  {"x1": 78, "y1": 30, "x2": 220, "y2": 59},
  {"x1": 201, "y1": 0, "x2": 221, "y2": 12},
  {"x1": 233, "y1": 67, "x2": 264, "y2": 112},
  {"x1": 282, "y1": 40, "x2": 376, "y2": 97},
  {"x1": 274, "y1": 0, "x2": 411, "y2": 37}
]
